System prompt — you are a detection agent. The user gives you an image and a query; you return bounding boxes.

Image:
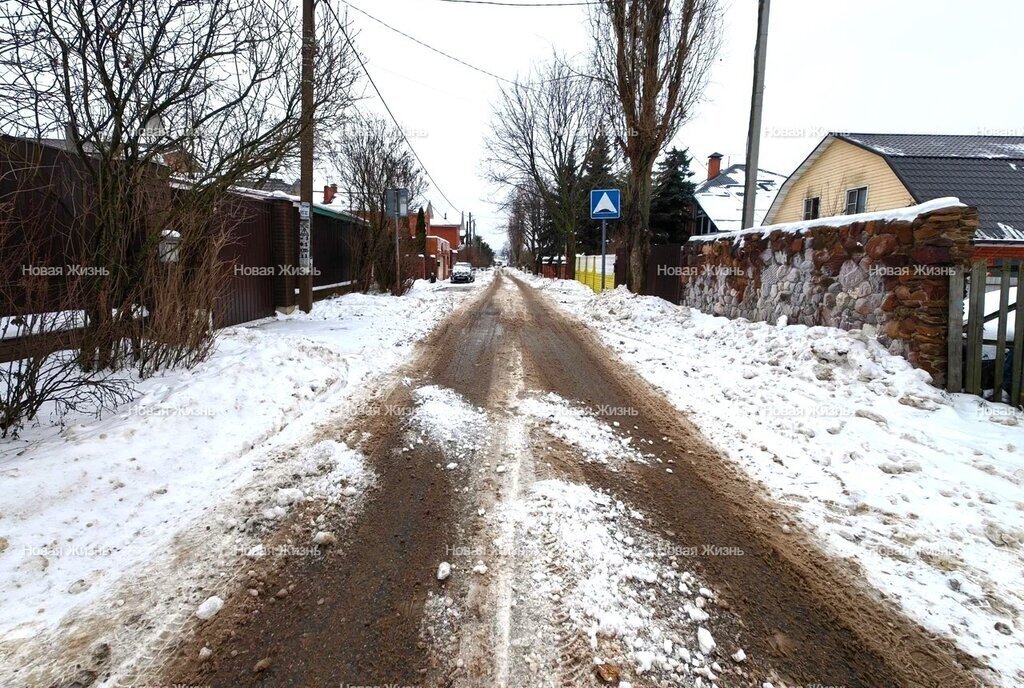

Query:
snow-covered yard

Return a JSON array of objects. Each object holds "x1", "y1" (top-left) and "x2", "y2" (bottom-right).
[
  {"x1": 0, "y1": 277, "x2": 485, "y2": 680},
  {"x1": 522, "y1": 273, "x2": 1024, "y2": 687}
]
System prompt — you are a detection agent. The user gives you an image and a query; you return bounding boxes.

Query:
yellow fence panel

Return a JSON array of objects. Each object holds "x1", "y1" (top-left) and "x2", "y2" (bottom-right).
[{"x1": 574, "y1": 254, "x2": 616, "y2": 293}]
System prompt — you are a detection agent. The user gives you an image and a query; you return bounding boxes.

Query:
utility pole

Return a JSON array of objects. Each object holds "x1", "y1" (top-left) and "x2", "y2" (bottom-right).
[
  {"x1": 298, "y1": 0, "x2": 315, "y2": 313},
  {"x1": 741, "y1": 0, "x2": 770, "y2": 231}
]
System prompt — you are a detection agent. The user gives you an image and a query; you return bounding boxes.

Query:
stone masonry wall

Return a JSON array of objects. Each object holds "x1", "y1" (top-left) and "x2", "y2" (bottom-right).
[{"x1": 676, "y1": 201, "x2": 978, "y2": 386}]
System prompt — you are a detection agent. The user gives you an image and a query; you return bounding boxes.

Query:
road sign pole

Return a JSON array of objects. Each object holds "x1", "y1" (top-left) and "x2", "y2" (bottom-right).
[
  {"x1": 600, "y1": 219, "x2": 607, "y2": 292},
  {"x1": 394, "y1": 208, "x2": 400, "y2": 295}
]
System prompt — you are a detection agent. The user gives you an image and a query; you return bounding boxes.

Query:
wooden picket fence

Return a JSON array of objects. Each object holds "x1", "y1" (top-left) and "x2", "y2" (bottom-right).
[{"x1": 948, "y1": 258, "x2": 1023, "y2": 407}]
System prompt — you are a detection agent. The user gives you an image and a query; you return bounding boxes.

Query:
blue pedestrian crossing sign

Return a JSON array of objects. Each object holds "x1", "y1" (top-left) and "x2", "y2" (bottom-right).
[{"x1": 590, "y1": 189, "x2": 621, "y2": 220}]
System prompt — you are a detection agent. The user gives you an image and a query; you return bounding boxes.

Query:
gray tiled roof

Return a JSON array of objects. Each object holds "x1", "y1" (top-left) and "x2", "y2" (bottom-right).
[
  {"x1": 885, "y1": 157, "x2": 1024, "y2": 241},
  {"x1": 838, "y1": 133, "x2": 1024, "y2": 159},
  {"x1": 835, "y1": 134, "x2": 1024, "y2": 242}
]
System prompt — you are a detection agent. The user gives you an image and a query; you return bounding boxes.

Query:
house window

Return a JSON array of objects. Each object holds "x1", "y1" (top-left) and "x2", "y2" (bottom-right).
[
  {"x1": 802, "y1": 197, "x2": 820, "y2": 221},
  {"x1": 845, "y1": 187, "x2": 868, "y2": 215}
]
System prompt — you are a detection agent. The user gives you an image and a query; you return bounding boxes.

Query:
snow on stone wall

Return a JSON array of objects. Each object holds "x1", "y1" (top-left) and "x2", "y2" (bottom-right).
[{"x1": 676, "y1": 201, "x2": 979, "y2": 386}]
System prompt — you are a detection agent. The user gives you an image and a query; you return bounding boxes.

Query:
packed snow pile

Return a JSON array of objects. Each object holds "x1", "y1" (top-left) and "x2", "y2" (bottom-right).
[
  {"x1": 498, "y1": 479, "x2": 756, "y2": 686},
  {"x1": 410, "y1": 385, "x2": 490, "y2": 465},
  {"x1": 287, "y1": 440, "x2": 372, "y2": 507},
  {"x1": 582, "y1": 285, "x2": 693, "y2": 328},
  {"x1": 520, "y1": 392, "x2": 650, "y2": 466},
  {"x1": 525, "y1": 275, "x2": 1024, "y2": 686}
]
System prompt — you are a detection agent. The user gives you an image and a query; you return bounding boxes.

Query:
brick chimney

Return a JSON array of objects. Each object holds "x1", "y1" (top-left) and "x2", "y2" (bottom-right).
[
  {"x1": 323, "y1": 183, "x2": 337, "y2": 204},
  {"x1": 707, "y1": 152, "x2": 723, "y2": 181}
]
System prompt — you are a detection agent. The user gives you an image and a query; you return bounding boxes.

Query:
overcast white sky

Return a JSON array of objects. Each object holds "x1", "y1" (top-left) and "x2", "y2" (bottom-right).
[{"x1": 337, "y1": 0, "x2": 1024, "y2": 249}]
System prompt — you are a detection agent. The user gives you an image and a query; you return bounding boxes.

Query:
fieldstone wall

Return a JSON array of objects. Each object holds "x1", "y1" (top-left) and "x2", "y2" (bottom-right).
[{"x1": 677, "y1": 202, "x2": 978, "y2": 385}]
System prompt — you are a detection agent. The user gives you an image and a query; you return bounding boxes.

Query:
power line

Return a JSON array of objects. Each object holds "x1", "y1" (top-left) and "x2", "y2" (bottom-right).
[
  {"x1": 339, "y1": 0, "x2": 597, "y2": 92},
  {"x1": 339, "y1": 0, "x2": 526, "y2": 90},
  {"x1": 332, "y1": 7, "x2": 462, "y2": 215}
]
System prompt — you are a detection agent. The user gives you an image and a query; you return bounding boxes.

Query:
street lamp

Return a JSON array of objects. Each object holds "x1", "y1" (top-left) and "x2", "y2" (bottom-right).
[{"x1": 385, "y1": 188, "x2": 409, "y2": 295}]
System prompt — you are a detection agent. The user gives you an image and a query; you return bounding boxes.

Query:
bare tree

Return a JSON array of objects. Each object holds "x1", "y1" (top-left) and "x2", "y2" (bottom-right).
[
  {"x1": 0, "y1": 0, "x2": 358, "y2": 430},
  {"x1": 591, "y1": 0, "x2": 722, "y2": 291},
  {"x1": 327, "y1": 115, "x2": 427, "y2": 293},
  {"x1": 485, "y1": 57, "x2": 598, "y2": 274},
  {"x1": 0, "y1": 0, "x2": 358, "y2": 369},
  {"x1": 503, "y1": 185, "x2": 557, "y2": 273}
]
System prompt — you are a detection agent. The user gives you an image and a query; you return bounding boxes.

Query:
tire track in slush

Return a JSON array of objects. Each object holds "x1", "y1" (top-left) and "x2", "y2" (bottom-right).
[{"x1": 161, "y1": 279, "x2": 503, "y2": 687}]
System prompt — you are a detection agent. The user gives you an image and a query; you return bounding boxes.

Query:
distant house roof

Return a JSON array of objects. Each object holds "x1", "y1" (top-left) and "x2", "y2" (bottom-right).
[
  {"x1": 693, "y1": 163, "x2": 787, "y2": 233},
  {"x1": 766, "y1": 133, "x2": 1024, "y2": 242}
]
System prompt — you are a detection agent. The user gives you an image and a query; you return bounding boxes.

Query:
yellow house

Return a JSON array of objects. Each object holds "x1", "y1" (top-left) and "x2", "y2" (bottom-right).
[{"x1": 763, "y1": 133, "x2": 1024, "y2": 251}]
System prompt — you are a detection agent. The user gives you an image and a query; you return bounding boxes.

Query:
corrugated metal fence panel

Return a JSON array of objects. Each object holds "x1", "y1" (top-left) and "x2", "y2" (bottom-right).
[
  {"x1": 312, "y1": 213, "x2": 355, "y2": 288},
  {"x1": 215, "y1": 198, "x2": 275, "y2": 328},
  {"x1": 289, "y1": 210, "x2": 359, "y2": 290}
]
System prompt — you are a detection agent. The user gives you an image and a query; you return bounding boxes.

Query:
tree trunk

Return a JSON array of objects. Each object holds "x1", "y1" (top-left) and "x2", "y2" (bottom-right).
[{"x1": 625, "y1": 154, "x2": 657, "y2": 294}]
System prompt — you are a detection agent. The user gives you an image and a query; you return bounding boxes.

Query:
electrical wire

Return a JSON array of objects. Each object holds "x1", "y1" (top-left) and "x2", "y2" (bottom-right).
[
  {"x1": 330, "y1": 4, "x2": 463, "y2": 215},
  {"x1": 338, "y1": 0, "x2": 598, "y2": 92},
  {"x1": 338, "y1": 0, "x2": 528, "y2": 91}
]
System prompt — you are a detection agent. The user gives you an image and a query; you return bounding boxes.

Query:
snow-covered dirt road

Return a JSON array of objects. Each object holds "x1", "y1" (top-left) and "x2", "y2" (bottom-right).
[{"x1": 159, "y1": 271, "x2": 981, "y2": 688}]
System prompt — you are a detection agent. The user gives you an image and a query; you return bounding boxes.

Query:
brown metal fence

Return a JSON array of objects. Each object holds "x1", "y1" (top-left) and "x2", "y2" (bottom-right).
[
  {"x1": 296, "y1": 209, "x2": 359, "y2": 290},
  {"x1": 215, "y1": 197, "x2": 276, "y2": 328},
  {"x1": 645, "y1": 244, "x2": 684, "y2": 304},
  {"x1": 948, "y1": 259, "x2": 1023, "y2": 407}
]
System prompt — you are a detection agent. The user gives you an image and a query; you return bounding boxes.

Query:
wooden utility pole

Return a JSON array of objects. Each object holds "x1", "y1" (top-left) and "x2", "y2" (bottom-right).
[
  {"x1": 298, "y1": 0, "x2": 315, "y2": 313},
  {"x1": 742, "y1": 0, "x2": 770, "y2": 231}
]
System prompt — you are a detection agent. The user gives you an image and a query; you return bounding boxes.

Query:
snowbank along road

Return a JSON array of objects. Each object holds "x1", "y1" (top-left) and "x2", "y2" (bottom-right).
[{"x1": 161, "y1": 271, "x2": 982, "y2": 688}]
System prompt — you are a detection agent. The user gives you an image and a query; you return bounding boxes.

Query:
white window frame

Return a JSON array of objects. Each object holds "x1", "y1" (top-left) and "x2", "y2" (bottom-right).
[
  {"x1": 845, "y1": 186, "x2": 868, "y2": 215},
  {"x1": 802, "y1": 196, "x2": 820, "y2": 221}
]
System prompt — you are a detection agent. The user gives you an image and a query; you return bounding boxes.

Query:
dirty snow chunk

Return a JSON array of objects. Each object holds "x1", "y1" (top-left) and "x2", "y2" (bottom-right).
[
  {"x1": 199, "y1": 646, "x2": 213, "y2": 660},
  {"x1": 195, "y1": 596, "x2": 224, "y2": 620},
  {"x1": 634, "y1": 650, "x2": 657, "y2": 674},
  {"x1": 685, "y1": 603, "x2": 710, "y2": 622},
  {"x1": 495, "y1": 465, "x2": 508, "y2": 474},
  {"x1": 437, "y1": 562, "x2": 452, "y2": 581},
  {"x1": 297, "y1": 440, "x2": 372, "y2": 503},
  {"x1": 731, "y1": 648, "x2": 747, "y2": 663},
  {"x1": 697, "y1": 627, "x2": 716, "y2": 655},
  {"x1": 411, "y1": 386, "x2": 488, "y2": 458},
  {"x1": 472, "y1": 562, "x2": 489, "y2": 575},
  {"x1": 446, "y1": 462, "x2": 458, "y2": 470},
  {"x1": 275, "y1": 488, "x2": 305, "y2": 506},
  {"x1": 520, "y1": 392, "x2": 648, "y2": 466},
  {"x1": 312, "y1": 531, "x2": 337, "y2": 546}
]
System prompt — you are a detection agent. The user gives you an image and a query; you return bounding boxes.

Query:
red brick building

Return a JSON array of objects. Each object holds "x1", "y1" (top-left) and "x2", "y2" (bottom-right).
[{"x1": 409, "y1": 202, "x2": 463, "y2": 280}]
